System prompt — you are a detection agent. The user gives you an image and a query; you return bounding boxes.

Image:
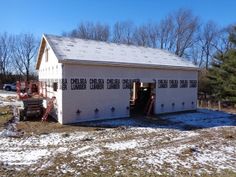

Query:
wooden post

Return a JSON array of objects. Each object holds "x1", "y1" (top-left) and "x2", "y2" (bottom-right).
[
  {"x1": 207, "y1": 100, "x2": 211, "y2": 108},
  {"x1": 218, "y1": 101, "x2": 221, "y2": 111},
  {"x1": 39, "y1": 81, "x2": 43, "y2": 96},
  {"x1": 45, "y1": 82, "x2": 47, "y2": 98},
  {"x1": 132, "y1": 82, "x2": 136, "y2": 100},
  {"x1": 16, "y1": 81, "x2": 21, "y2": 99}
]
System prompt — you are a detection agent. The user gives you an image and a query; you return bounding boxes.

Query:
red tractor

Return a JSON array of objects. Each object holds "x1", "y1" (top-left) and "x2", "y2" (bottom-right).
[{"x1": 16, "y1": 81, "x2": 50, "y2": 121}]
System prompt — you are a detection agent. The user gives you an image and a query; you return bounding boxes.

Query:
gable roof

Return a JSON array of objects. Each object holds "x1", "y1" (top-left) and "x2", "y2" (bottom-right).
[{"x1": 36, "y1": 34, "x2": 198, "y2": 70}]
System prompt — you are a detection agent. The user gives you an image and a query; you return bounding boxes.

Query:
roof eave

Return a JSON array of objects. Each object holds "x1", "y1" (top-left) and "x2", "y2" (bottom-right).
[
  {"x1": 58, "y1": 59, "x2": 199, "y2": 71},
  {"x1": 36, "y1": 34, "x2": 61, "y2": 70},
  {"x1": 35, "y1": 35, "x2": 46, "y2": 70}
]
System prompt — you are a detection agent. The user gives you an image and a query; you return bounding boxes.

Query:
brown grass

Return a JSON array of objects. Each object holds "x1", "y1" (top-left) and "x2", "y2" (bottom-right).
[
  {"x1": 199, "y1": 104, "x2": 236, "y2": 114},
  {"x1": 219, "y1": 129, "x2": 236, "y2": 140},
  {"x1": 16, "y1": 120, "x2": 96, "y2": 136},
  {"x1": 0, "y1": 106, "x2": 12, "y2": 130}
]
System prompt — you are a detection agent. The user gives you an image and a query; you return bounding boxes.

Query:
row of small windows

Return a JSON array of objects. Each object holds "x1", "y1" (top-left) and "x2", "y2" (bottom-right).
[
  {"x1": 39, "y1": 78, "x2": 140, "y2": 91},
  {"x1": 70, "y1": 78, "x2": 140, "y2": 90},
  {"x1": 158, "y1": 80, "x2": 197, "y2": 88},
  {"x1": 39, "y1": 65, "x2": 58, "y2": 72},
  {"x1": 39, "y1": 78, "x2": 197, "y2": 90}
]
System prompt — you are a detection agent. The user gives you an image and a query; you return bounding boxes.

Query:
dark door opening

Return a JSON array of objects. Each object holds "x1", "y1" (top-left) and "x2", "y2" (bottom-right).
[{"x1": 130, "y1": 82, "x2": 155, "y2": 116}]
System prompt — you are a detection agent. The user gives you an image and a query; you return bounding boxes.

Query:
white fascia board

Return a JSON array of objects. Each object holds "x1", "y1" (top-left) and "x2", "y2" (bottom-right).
[{"x1": 58, "y1": 59, "x2": 200, "y2": 71}]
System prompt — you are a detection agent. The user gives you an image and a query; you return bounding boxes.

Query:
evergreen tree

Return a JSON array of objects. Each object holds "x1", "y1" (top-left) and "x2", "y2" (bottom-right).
[{"x1": 208, "y1": 26, "x2": 236, "y2": 102}]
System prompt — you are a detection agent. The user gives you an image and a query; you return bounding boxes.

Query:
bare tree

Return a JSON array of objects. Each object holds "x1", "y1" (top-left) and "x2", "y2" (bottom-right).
[
  {"x1": 0, "y1": 33, "x2": 13, "y2": 77},
  {"x1": 74, "y1": 22, "x2": 95, "y2": 39},
  {"x1": 65, "y1": 22, "x2": 110, "y2": 41},
  {"x1": 229, "y1": 25, "x2": 236, "y2": 45},
  {"x1": 93, "y1": 23, "x2": 110, "y2": 41},
  {"x1": 132, "y1": 23, "x2": 159, "y2": 48},
  {"x1": 173, "y1": 9, "x2": 199, "y2": 57},
  {"x1": 213, "y1": 25, "x2": 235, "y2": 54},
  {"x1": 112, "y1": 21, "x2": 135, "y2": 44},
  {"x1": 198, "y1": 21, "x2": 220, "y2": 69},
  {"x1": 12, "y1": 33, "x2": 38, "y2": 81},
  {"x1": 189, "y1": 43, "x2": 205, "y2": 67},
  {"x1": 146, "y1": 23, "x2": 159, "y2": 48},
  {"x1": 133, "y1": 24, "x2": 150, "y2": 47},
  {"x1": 157, "y1": 9, "x2": 199, "y2": 57},
  {"x1": 158, "y1": 15, "x2": 175, "y2": 50}
]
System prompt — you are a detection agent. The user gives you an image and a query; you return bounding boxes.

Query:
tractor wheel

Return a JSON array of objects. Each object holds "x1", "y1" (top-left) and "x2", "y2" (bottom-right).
[
  {"x1": 23, "y1": 115, "x2": 27, "y2": 121},
  {"x1": 19, "y1": 110, "x2": 24, "y2": 121},
  {"x1": 5, "y1": 86, "x2": 11, "y2": 91}
]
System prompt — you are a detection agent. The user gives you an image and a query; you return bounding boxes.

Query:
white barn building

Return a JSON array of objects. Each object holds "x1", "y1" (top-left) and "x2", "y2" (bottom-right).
[{"x1": 36, "y1": 34, "x2": 198, "y2": 124}]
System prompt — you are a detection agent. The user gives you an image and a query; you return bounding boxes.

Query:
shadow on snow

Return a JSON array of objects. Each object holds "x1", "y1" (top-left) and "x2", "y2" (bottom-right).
[{"x1": 75, "y1": 109, "x2": 236, "y2": 131}]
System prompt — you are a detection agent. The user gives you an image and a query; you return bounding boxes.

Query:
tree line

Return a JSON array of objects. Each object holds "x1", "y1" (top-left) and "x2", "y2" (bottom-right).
[
  {"x1": 200, "y1": 26, "x2": 236, "y2": 104},
  {"x1": 63, "y1": 9, "x2": 234, "y2": 70},
  {"x1": 0, "y1": 8, "x2": 235, "y2": 103},
  {"x1": 0, "y1": 33, "x2": 38, "y2": 84}
]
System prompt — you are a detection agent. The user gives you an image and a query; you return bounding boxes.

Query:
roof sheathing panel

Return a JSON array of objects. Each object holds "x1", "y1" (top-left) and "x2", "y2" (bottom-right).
[{"x1": 43, "y1": 34, "x2": 198, "y2": 70}]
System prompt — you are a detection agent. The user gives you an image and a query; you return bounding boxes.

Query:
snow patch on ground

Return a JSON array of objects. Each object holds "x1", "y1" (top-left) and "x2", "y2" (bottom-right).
[
  {"x1": 56, "y1": 147, "x2": 68, "y2": 153},
  {"x1": 0, "y1": 91, "x2": 22, "y2": 107},
  {"x1": 171, "y1": 131, "x2": 200, "y2": 141},
  {"x1": 133, "y1": 133, "x2": 236, "y2": 175},
  {"x1": 0, "y1": 92, "x2": 16, "y2": 98},
  {"x1": 77, "y1": 147, "x2": 101, "y2": 157},
  {"x1": 129, "y1": 127, "x2": 163, "y2": 134},
  {"x1": 161, "y1": 109, "x2": 236, "y2": 128},
  {"x1": 0, "y1": 132, "x2": 89, "y2": 168},
  {"x1": 105, "y1": 140, "x2": 139, "y2": 151},
  {"x1": 0, "y1": 149, "x2": 49, "y2": 166},
  {"x1": 138, "y1": 144, "x2": 191, "y2": 167},
  {"x1": 72, "y1": 145, "x2": 101, "y2": 157},
  {"x1": 192, "y1": 145, "x2": 236, "y2": 173},
  {"x1": 0, "y1": 107, "x2": 235, "y2": 176},
  {"x1": 0, "y1": 132, "x2": 88, "y2": 149}
]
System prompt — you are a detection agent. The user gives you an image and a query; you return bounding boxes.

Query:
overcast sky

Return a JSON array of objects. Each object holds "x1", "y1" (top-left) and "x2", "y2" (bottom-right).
[{"x1": 0, "y1": 0, "x2": 235, "y2": 37}]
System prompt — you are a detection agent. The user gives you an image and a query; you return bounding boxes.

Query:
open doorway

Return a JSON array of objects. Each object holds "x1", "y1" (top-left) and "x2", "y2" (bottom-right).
[{"x1": 130, "y1": 82, "x2": 155, "y2": 116}]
